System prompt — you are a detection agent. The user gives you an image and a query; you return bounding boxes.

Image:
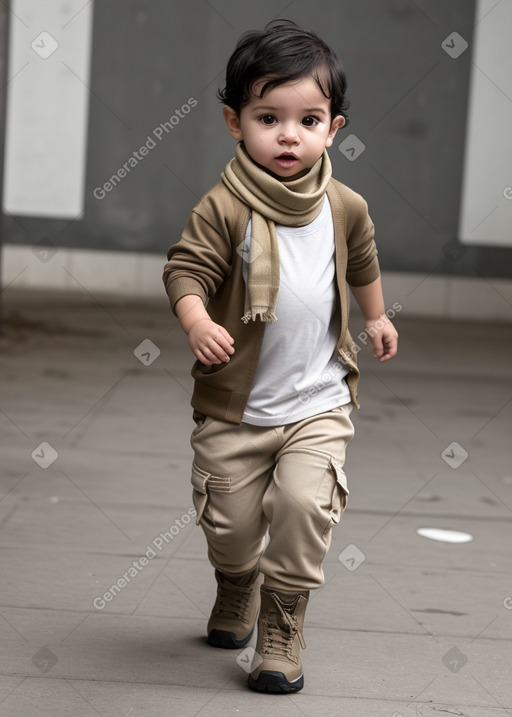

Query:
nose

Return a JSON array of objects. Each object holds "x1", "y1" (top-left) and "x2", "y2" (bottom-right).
[{"x1": 278, "y1": 123, "x2": 300, "y2": 145}]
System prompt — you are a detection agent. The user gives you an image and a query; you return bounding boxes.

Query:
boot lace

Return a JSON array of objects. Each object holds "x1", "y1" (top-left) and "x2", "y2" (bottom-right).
[
  {"x1": 214, "y1": 584, "x2": 252, "y2": 623},
  {"x1": 260, "y1": 601, "x2": 306, "y2": 659}
]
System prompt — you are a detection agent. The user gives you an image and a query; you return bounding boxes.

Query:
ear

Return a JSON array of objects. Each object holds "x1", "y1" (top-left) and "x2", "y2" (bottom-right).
[
  {"x1": 223, "y1": 106, "x2": 243, "y2": 141},
  {"x1": 325, "y1": 115, "x2": 346, "y2": 148}
]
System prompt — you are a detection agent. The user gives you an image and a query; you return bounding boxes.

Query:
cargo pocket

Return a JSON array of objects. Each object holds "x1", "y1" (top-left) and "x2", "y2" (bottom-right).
[
  {"x1": 191, "y1": 462, "x2": 210, "y2": 525},
  {"x1": 324, "y1": 457, "x2": 350, "y2": 537},
  {"x1": 190, "y1": 461, "x2": 232, "y2": 526}
]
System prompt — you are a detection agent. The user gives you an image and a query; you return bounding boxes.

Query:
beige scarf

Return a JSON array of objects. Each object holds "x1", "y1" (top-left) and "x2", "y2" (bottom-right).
[{"x1": 221, "y1": 142, "x2": 332, "y2": 323}]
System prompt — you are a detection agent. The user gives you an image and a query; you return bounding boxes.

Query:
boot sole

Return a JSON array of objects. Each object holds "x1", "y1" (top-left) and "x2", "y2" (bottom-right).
[
  {"x1": 207, "y1": 626, "x2": 255, "y2": 649},
  {"x1": 248, "y1": 670, "x2": 304, "y2": 694}
]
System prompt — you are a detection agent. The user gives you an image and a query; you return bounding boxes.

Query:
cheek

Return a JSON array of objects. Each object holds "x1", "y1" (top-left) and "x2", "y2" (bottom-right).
[
  {"x1": 243, "y1": 124, "x2": 262, "y2": 143},
  {"x1": 246, "y1": 131, "x2": 269, "y2": 151},
  {"x1": 305, "y1": 132, "x2": 331, "y2": 152}
]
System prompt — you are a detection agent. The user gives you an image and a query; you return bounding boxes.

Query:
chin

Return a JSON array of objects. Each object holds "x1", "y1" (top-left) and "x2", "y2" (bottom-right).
[{"x1": 282, "y1": 167, "x2": 311, "y2": 181}]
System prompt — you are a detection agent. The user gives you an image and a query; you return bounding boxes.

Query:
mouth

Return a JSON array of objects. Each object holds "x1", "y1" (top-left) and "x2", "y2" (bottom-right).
[{"x1": 275, "y1": 153, "x2": 298, "y2": 169}]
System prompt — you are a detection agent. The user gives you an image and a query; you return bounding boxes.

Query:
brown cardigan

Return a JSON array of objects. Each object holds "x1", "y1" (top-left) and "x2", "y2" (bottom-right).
[{"x1": 163, "y1": 177, "x2": 380, "y2": 423}]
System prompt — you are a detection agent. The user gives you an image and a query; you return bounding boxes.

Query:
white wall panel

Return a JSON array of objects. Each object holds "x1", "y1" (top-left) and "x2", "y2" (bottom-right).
[
  {"x1": 3, "y1": 0, "x2": 94, "y2": 218},
  {"x1": 459, "y1": 0, "x2": 512, "y2": 246}
]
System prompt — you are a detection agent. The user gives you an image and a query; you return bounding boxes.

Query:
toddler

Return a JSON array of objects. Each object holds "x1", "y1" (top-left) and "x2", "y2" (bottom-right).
[{"x1": 163, "y1": 19, "x2": 398, "y2": 694}]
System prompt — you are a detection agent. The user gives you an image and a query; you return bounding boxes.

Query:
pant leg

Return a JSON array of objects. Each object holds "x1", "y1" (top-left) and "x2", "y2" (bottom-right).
[
  {"x1": 260, "y1": 405, "x2": 355, "y2": 591},
  {"x1": 189, "y1": 416, "x2": 278, "y2": 575}
]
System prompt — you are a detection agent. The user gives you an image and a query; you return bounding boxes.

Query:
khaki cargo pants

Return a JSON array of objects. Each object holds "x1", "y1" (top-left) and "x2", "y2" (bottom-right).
[{"x1": 190, "y1": 404, "x2": 355, "y2": 591}]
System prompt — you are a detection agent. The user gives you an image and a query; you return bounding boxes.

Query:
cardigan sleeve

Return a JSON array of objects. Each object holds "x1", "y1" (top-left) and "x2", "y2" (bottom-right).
[
  {"x1": 162, "y1": 187, "x2": 235, "y2": 314},
  {"x1": 345, "y1": 193, "x2": 381, "y2": 287}
]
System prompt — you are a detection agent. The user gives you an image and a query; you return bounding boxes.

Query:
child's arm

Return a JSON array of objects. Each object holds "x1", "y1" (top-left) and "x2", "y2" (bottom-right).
[
  {"x1": 175, "y1": 294, "x2": 235, "y2": 366},
  {"x1": 350, "y1": 276, "x2": 398, "y2": 362}
]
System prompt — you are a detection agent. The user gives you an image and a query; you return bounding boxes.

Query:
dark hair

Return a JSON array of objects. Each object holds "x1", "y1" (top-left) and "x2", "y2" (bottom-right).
[{"x1": 218, "y1": 19, "x2": 349, "y2": 123}]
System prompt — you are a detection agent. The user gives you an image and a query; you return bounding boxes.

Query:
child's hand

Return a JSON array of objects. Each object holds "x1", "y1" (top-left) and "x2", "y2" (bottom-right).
[
  {"x1": 365, "y1": 316, "x2": 398, "y2": 362},
  {"x1": 188, "y1": 319, "x2": 235, "y2": 366}
]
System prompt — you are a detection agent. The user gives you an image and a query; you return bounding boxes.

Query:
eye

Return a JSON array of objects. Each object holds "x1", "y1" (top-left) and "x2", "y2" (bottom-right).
[
  {"x1": 302, "y1": 115, "x2": 320, "y2": 127},
  {"x1": 259, "y1": 114, "x2": 277, "y2": 125}
]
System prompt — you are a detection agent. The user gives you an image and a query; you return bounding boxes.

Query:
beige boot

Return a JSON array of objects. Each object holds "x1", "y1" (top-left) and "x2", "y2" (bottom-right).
[
  {"x1": 207, "y1": 564, "x2": 263, "y2": 648},
  {"x1": 248, "y1": 585, "x2": 309, "y2": 693}
]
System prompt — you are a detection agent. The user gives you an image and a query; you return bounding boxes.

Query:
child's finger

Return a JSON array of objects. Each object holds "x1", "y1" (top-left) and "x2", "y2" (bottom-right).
[
  {"x1": 371, "y1": 335, "x2": 383, "y2": 359},
  {"x1": 378, "y1": 335, "x2": 398, "y2": 361},
  {"x1": 215, "y1": 331, "x2": 235, "y2": 355},
  {"x1": 213, "y1": 344, "x2": 232, "y2": 362},
  {"x1": 204, "y1": 336, "x2": 232, "y2": 362},
  {"x1": 195, "y1": 347, "x2": 214, "y2": 365},
  {"x1": 218, "y1": 326, "x2": 235, "y2": 345}
]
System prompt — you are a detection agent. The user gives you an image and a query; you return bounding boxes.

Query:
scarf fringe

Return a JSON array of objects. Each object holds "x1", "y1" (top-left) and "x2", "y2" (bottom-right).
[{"x1": 241, "y1": 308, "x2": 278, "y2": 324}]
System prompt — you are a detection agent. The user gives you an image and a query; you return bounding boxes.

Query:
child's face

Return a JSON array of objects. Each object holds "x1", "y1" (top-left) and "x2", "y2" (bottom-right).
[{"x1": 223, "y1": 76, "x2": 345, "y2": 179}]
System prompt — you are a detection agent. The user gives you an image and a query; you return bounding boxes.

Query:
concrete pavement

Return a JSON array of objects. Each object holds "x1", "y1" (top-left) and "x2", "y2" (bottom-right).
[{"x1": 1, "y1": 288, "x2": 511, "y2": 716}]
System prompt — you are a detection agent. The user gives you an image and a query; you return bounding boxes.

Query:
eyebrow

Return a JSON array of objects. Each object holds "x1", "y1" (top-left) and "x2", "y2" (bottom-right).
[{"x1": 250, "y1": 105, "x2": 328, "y2": 114}]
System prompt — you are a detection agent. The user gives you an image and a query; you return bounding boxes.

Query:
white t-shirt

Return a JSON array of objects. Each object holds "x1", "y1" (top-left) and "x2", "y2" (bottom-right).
[{"x1": 242, "y1": 196, "x2": 351, "y2": 426}]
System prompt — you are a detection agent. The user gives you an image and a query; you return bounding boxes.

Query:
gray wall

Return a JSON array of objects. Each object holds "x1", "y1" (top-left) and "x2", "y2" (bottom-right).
[{"x1": 4, "y1": 0, "x2": 511, "y2": 278}]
